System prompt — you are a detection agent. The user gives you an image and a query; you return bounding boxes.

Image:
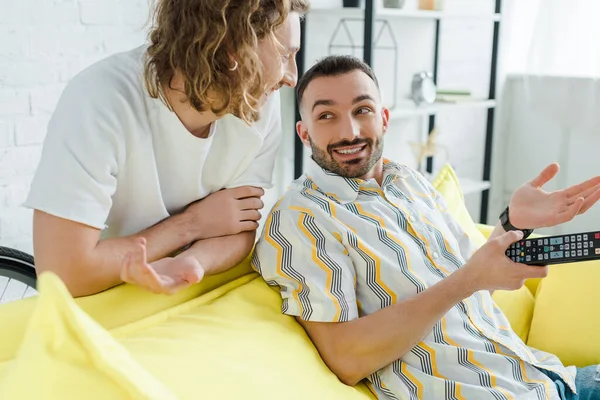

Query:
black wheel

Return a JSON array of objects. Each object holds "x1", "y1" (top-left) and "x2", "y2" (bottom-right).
[{"x1": 0, "y1": 246, "x2": 37, "y2": 304}]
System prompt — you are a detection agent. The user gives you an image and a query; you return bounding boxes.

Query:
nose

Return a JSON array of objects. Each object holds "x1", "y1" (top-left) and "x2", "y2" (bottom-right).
[
  {"x1": 339, "y1": 115, "x2": 361, "y2": 141},
  {"x1": 282, "y1": 56, "x2": 298, "y2": 88}
]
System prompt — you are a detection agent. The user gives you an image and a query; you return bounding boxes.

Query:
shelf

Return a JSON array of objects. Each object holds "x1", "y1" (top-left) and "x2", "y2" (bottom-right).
[
  {"x1": 389, "y1": 99, "x2": 496, "y2": 119},
  {"x1": 308, "y1": 8, "x2": 501, "y2": 21},
  {"x1": 458, "y1": 178, "x2": 492, "y2": 195},
  {"x1": 424, "y1": 173, "x2": 491, "y2": 196}
]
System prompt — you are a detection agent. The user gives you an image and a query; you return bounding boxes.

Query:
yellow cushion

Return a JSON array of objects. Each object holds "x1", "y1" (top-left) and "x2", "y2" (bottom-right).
[
  {"x1": 113, "y1": 276, "x2": 375, "y2": 399},
  {"x1": 0, "y1": 272, "x2": 177, "y2": 400},
  {"x1": 527, "y1": 261, "x2": 600, "y2": 367},
  {"x1": 0, "y1": 259, "x2": 254, "y2": 363},
  {"x1": 431, "y1": 164, "x2": 487, "y2": 249}
]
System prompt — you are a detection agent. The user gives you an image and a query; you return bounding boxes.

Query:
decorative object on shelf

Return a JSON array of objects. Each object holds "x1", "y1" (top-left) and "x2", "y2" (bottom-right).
[
  {"x1": 435, "y1": 88, "x2": 473, "y2": 103},
  {"x1": 409, "y1": 128, "x2": 449, "y2": 175},
  {"x1": 343, "y1": 0, "x2": 361, "y2": 7},
  {"x1": 411, "y1": 71, "x2": 437, "y2": 106},
  {"x1": 329, "y1": 18, "x2": 399, "y2": 110},
  {"x1": 418, "y1": 0, "x2": 445, "y2": 11},
  {"x1": 383, "y1": 0, "x2": 405, "y2": 8}
]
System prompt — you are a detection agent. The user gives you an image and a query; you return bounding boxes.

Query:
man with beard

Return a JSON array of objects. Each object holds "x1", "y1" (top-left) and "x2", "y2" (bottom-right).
[{"x1": 251, "y1": 55, "x2": 600, "y2": 399}]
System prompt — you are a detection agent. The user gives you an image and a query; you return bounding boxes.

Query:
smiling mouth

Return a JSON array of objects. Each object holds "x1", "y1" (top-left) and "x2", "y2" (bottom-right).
[{"x1": 333, "y1": 144, "x2": 367, "y2": 155}]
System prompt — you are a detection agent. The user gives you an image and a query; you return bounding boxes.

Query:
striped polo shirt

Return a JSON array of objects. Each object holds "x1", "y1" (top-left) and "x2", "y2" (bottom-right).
[{"x1": 252, "y1": 157, "x2": 576, "y2": 400}]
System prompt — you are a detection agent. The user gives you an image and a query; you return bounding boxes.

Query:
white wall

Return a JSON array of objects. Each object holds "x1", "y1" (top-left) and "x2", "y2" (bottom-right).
[
  {"x1": 0, "y1": 0, "x2": 496, "y2": 254},
  {"x1": 0, "y1": 0, "x2": 151, "y2": 253}
]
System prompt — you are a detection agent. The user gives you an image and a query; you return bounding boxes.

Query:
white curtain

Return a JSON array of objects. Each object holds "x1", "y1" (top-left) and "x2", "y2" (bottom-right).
[{"x1": 502, "y1": 0, "x2": 600, "y2": 131}]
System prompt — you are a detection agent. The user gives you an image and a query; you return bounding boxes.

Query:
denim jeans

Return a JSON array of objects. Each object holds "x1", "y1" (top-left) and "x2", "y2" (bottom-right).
[{"x1": 539, "y1": 365, "x2": 600, "y2": 400}]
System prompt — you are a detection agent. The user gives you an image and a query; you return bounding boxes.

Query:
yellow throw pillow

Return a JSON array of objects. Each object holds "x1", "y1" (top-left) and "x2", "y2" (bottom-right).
[
  {"x1": 527, "y1": 261, "x2": 600, "y2": 367},
  {"x1": 0, "y1": 272, "x2": 177, "y2": 400},
  {"x1": 431, "y1": 164, "x2": 487, "y2": 249}
]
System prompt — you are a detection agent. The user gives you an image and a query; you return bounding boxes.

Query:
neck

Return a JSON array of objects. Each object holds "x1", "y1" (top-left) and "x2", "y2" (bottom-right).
[
  {"x1": 359, "y1": 159, "x2": 385, "y2": 186},
  {"x1": 164, "y1": 72, "x2": 218, "y2": 138}
]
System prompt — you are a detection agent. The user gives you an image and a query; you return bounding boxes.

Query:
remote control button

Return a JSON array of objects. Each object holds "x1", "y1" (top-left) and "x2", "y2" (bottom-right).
[
  {"x1": 578, "y1": 250, "x2": 583, "y2": 257},
  {"x1": 578, "y1": 242, "x2": 582, "y2": 249},
  {"x1": 590, "y1": 241, "x2": 594, "y2": 248},
  {"x1": 571, "y1": 235, "x2": 576, "y2": 242},
  {"x1": 544, "y1": 254, "x2": 549, "y2": 260},
  {"x1": 584, "y1": 249, "x2": 589, "y2": 256},
  {"x1": 565, "y1": 236, "x2": 570, "y2": 243},
  {"x1": 560, "y1": 244, "x2": 564, "y2": 250},
  {"x1": 525, "y1": 255, "x2": 531, "y2": 262},
  {"x1": 584, "y1": 241, "x2": 589, "y2": 249},
  {"x1": 595, "y1": 233, "x2": 600, "y2": 239},
  {"x1": 577, "y1": 235, "x2": 582, "y2": 241},
  {"x1": 596, "y1": 248, "x2": 600, "y2": 255},
  {"x1": 584, "y1": 234, "x2": 589, "y2": 241},
  {"x1": 526, "y1": 241, "x2": 531, "y2": 247},
  {"x1": 538, "y1": 254, "x2": 543, "y2": 261}
]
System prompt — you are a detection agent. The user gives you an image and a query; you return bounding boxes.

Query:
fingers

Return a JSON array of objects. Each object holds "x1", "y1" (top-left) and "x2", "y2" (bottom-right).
[
  {"x1": 529, "y1": 162, "x2": 559, "y2": 188},
  {"x1": 495, "y1": 229, "x2": 524, "y2": 249},
  {"x1": 233, "y1": 186, "x2": 265, "y2": 199},
  {"x1": 578, "y1": 186, "x2": 600, "y2": 214},
  {"x1": 520, "y1": 264, "x2": 549, "y2": 279},
  {"x1": 564, "y1": 176, "x2": 600, "y2": 198},
  {"x1": 241, "y1": 209, "x2": 262, "y2": 222},
  {"x1": 239, "y1": 197, "x2": 264, "y2": 211},
  {"x1": 556, "y1": 197, "x2": 584, "y2": 223},
  {"x1": 239, "y1": 220, "x2": 260, "y2": 232}
]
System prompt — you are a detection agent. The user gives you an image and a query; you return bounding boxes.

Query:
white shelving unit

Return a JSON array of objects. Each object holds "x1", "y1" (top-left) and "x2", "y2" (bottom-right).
[
  {"x1": 308, "y1": 8, "x2": 501, "y2": 21},
  {"x1": 296, "y1": 2, "x2": 502, "y2": 216},
  {"x1": 389, "y1": 99, "x2": 497, "y2": 119}
]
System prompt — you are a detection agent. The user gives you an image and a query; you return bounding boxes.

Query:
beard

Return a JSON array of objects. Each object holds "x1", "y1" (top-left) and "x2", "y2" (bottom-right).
[{"x1": 309, "y1": 136, "x2": 384, "y2": 179}]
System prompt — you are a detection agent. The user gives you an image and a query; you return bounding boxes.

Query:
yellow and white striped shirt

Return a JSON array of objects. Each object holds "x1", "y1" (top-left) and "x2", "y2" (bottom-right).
[{"x1": 253, "y1": 157, "x2": 576, "y2": 400}]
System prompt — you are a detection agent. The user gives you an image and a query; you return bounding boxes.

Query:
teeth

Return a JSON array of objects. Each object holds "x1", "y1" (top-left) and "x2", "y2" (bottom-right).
[{"x1": 337, "y1": 147, "x2": 363, "y2": 155}]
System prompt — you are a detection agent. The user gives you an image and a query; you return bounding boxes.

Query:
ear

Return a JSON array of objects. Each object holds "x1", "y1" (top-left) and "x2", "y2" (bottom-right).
[
  {"x1": 381, "y1": 107, "x2": 390, "y2": 136},
  {"x1": 296, "y1": 120, "x2": 311, "y2": 147}
]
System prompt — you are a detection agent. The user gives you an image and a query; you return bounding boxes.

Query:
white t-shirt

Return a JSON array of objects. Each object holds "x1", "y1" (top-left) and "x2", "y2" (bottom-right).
[{"x1": 24, "y1": 45, "x2": 282, "y2": 240}]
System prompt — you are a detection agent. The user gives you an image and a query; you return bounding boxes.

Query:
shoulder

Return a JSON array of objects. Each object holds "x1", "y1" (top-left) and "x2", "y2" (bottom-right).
[{"x1": 58, "y1": 46, "x2": 147, "y2": 115}]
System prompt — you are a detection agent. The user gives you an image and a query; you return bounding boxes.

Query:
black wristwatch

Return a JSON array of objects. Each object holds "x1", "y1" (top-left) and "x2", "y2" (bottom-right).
[{"x1": 499, "y1": 206, "x2": 534, "y2": 239}]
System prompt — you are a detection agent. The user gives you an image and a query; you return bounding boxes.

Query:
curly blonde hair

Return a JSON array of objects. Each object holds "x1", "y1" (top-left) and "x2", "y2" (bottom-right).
[{"x1": 144, "y1": 0, "x2": 309, "y2": 125}]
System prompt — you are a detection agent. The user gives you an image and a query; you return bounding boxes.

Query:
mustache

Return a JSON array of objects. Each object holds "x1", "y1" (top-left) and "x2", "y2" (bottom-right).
[{"x1": 328, "y1": 138, "x2": 372, "y2": 153}]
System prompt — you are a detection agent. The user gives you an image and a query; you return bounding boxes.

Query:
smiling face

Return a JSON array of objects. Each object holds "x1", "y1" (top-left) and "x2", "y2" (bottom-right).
[
  {"x1": 296, "y1": 69, "x2": 389, "y2": 181},
  {"x1": 256, "y1": 12, "x2": 301, "y2": 104}
]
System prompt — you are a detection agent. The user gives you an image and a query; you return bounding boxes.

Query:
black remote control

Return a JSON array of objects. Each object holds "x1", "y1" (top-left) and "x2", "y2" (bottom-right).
[{"x1": 506, "y1": 230, "x2": 600, "y2": 266}]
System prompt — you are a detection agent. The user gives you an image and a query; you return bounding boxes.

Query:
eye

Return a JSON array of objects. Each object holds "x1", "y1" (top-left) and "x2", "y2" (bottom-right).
[
  {"x1": 355, "y1": 106, "x2": 373, "y2": 115},
  {"x1": 318, "y1": 113, "x2": 334, "y2": 120}
]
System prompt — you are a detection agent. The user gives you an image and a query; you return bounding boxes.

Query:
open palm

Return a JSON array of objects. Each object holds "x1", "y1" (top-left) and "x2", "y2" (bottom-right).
[
  {"x1": 121, "y1": 238, "x2": 205, "y2": 295},
  {"x1": 509, "y1": 163, "x2": 600, "y2": 229}
]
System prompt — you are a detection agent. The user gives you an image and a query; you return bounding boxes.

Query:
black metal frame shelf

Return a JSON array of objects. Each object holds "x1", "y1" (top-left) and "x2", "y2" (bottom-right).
[{"x1": 293, "y1": 0, "x2": 502, "y2": 224}]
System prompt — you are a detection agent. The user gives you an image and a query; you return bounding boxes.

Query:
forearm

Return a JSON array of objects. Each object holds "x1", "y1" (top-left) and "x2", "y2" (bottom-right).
[
  {"x1": 317, "y1": 268, "x2": 475, "y2": 386},
  {"x1": 34, "y1": 212, "x2": 195, "y2": 297},
  {"x1": 175, "y1": 231, "x2": 257, "y2": 275}
]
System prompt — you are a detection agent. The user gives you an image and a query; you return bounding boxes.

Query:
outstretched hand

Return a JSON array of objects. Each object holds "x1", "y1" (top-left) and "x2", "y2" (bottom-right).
[
  {"x1": 509, "y1": 162, "x2": 600, "y2": 229},
  {"x1": 121, "y1": 238, "x2": 205, "y2": 295}
]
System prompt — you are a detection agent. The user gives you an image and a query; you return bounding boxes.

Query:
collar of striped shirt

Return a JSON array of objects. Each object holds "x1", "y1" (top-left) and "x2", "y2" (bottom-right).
[{"x1": 303, "y1": 156, "x2": 410, "y2": 204}]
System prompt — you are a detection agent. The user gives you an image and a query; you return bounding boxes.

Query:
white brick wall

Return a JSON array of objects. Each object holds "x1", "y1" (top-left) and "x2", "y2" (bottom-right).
[
  {"x1": 0, "y1": 0, "x2": 497, "y2": 255},
  {"x1": 0, "y1": 0, "x2": 151, "y2": 254}
]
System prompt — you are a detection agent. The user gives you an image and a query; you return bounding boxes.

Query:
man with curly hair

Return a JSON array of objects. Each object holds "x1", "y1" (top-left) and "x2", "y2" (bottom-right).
[{"x1": 25, "y1": 0, "x2": 309, "y2": 297}]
